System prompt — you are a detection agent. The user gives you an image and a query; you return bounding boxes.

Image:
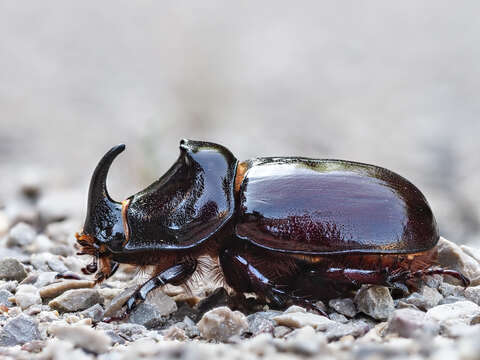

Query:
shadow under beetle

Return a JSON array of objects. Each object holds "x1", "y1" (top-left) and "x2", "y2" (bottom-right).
[{"x1": 76, "y1": 140, "x2": 469, "y2": 316}]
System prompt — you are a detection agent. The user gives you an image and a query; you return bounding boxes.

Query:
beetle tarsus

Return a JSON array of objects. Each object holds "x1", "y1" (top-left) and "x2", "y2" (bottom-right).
[{"x1": 387, "y1": 267, "x2": 470, "y2": 288}]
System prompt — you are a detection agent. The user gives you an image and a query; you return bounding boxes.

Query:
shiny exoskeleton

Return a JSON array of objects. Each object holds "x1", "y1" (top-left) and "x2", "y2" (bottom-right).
[{"x1": 76, "y1": 140, "x2": 469, "y2": 315}]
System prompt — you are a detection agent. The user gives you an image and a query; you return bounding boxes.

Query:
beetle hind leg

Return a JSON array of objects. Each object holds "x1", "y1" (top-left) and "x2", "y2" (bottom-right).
[{"x1": 387, "y1": 267, "x2": 470, "y2": 287}]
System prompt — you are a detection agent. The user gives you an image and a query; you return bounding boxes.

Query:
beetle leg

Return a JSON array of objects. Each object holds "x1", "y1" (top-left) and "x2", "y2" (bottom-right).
[
  {"x1": 125, "y1": 260, "x2": 197, "y2": 314},
  {"x1": 105, "y1": 261, "x2": 119, "y2": 280},
  {"x1": 387, "y1": 267, "x2": 470, "y2": 287},
  {"x1": 220, "y1": 248, "x2": 326, "y2": 315}
]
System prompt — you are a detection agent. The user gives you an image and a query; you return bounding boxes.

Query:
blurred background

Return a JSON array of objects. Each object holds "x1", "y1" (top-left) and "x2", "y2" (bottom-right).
[{"x1": 0, "y1": 1, "x2": 479, "y2": 245}]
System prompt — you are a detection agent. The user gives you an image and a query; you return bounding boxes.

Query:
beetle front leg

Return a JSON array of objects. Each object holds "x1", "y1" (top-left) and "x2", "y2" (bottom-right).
[{"x1": 125, "y1": 260, "x2": 197, "y2": 314}]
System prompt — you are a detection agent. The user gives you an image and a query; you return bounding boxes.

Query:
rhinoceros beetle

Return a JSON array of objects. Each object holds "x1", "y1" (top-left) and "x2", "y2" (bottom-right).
[{"x1": 76, "y1": 140, "x2": 469, "y2": 315}]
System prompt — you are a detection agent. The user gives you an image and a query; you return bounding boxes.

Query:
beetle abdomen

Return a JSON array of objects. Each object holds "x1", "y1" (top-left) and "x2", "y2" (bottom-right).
[{"x1": 235, "y1": 157, "x2": 438, "y2": 255}]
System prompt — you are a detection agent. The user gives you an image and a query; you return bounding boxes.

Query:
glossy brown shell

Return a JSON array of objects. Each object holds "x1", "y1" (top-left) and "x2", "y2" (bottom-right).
[
  {"x1": 235, "y1": 157, "x2": 439, "y2": 255},
  {"x1": 124, "y1": 140, "x2": 238, "y2": 251}
]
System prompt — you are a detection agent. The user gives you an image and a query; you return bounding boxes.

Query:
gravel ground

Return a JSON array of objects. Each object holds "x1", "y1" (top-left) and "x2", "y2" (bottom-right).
[{"x1": 2, "y1": 179, "x2": 480, "y2": 360}]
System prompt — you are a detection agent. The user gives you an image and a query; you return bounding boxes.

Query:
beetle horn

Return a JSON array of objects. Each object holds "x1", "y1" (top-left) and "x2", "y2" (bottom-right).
[{"x1": 83, "y1": 144, "x2": 125, "y2": 241}]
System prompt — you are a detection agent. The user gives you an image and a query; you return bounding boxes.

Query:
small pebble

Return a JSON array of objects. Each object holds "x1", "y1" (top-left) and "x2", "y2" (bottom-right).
[
  {"x1": 329, "y1": 298, "x2": 357, "y2": 318},
  {"x1": 0, "y1": 289, "x2": 13, "y2": 307},
  {"x1": 277, "y1": 326, "x2": 327, "y2": 356},
  {"x1": 426, "y1": 300, "x2": 480, "y2": 326},
  {"x1": 128, "y1": 290, "x2": 177, "y2": 329},
  {"x1": 0, "y1": 313, "x2": 41, "y2": 346},
  {"x1": 198, "y1": 306, "x2": 248, "y2": 341},
  {"x1": 39, "y1": 280, "x2": 95, "y2": 300},
  {"x1": 464, "y1": 285, "x2": 480, "y2": 305},
  {"x1": 386, "y1": 308, "x2": 440, "y2": 338},
  {"x1": 7, "y1": 222, "x2": 36, "y2": 247},
  {"x1": 30, "y1": 253, "x2": 69, "y2": 273},
  {"x1": 49, "y1": 324, "x2": 111, "y2": 354},
  {"x1": 78, "y1": 304, "x2": 104, "y2": 322},
  {"x1": 14, "y1": 284, "x2": 42, "y2": 310},
  {"x1": 103, "y1": 285, "x2": 136, "y2": 318},
  {"x1": 247, "y1": 311, "x2": 278, "y2": 335},
  {"x1": 48, "y1": 288, "x2": 103, "y2": 312},
  {"x1": 437, "y1": 237, "x2": 480, "y2": 283},
  {"x1": 0, "y1": 258, "x2": 28, "y2": 282},
  {"x1": 273, "y1": 325, "x2": 293, "y2": 338},
  {"x1": 273, "y1": 309, "x2": 335, "y2": 330},
  {"x1": 404, "y1": 286, "x2": 443, "y2": 310},
  {"x1": 354, "y1": 285, "x2": 394, "y2": 320}
]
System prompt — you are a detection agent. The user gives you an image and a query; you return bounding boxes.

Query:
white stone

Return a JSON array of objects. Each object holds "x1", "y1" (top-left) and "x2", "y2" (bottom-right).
[
  {"x1": 437, "y1": 237, "x2": 480, "y2": 283},
  {"x1": 7, "y1": 222, "x2": 36, "y2": 247},
  {"x1": 49, "y1": 324, "x2": 111, "y2": 354},
  {"x1": 39, "y1": 339, "x2": 93, "y2": 360},
  {"x1": 15, "y1": 284, "x2": 42, "y2": 310},
  {"x1": 426, "y1": 300, "x2": 480, "y2": 326},
  {"x1": 273, "y1": 311, "x2": 335, "y2": 330},
  {"x1": 198, "y1": 306, "x2": 248, "y2": 341}
]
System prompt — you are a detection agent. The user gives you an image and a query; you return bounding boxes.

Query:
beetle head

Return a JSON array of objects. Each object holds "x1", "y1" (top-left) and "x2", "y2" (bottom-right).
[{"x1": 76, "y1": 144, "x2": 126, "y2": 282}]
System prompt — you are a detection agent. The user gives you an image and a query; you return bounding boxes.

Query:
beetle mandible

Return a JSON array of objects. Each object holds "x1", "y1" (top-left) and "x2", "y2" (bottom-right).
[{"x1": 76, "y1": 140, "x2": 469, "y2": 315}]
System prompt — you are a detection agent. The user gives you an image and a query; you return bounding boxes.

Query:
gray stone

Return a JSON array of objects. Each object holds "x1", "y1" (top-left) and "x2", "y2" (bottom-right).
[
  {"x1": 105, "y1": 330, "x2": 125, "y2": 345},
  {"x1": 0, "y1": 289, "x2": 13, "y2": 307},
  {"x1": 78, "y1": 304, "x2": 104, "y2": 322},
  {"x1": 324, "y1": 319, "x2": 373, "y2": 341},
  {"x1": 103, "y1": 285, "x2": 136, "y2": 318},
  {"x1": 329, "y1": 298, "x2": 357, "y2": 317},
  {"x1": 30, "y1": 253, "x2": 68, "y2": 273},
  {"x1": 354, "y1": 285, "x2": 394, "y2": 320},
  {"x1": 465, "y1": 285, "x2": 480, "y2": 305},
  {"x1": 247, "y1": 311, "x2": 278, "y2": 335},
  {"x1": 0, "y1": 314, "x2": 41, "y2": 346},
  {"x1": 195, "y1": 287, "x2": 232, "y2": 318},
  {"x1": 32, "y1": 271, "x2": 58, "y2": 288},
  {"x1": 49, "y1": 324, "x2": 111, "y2": 354},
  {"x1": 182, "y1": 316, "x2": 200, "y2": 338},
  {"x1": 198, "y1": 306, "x2": 249, "y2": 341},
  {"x1": 7, "y1": 222, "x2": 36, "y2": 247},
  {"x1": 128, "y1": 303, "x2": 168, "y2": 329},
  {"x1": 328, "y1": 312, "x2": 349, "y2": 323},
  {"x1": 404, "y1": 286, "x2": 443, "y2": 310},
  {"x1": 128, "y1": 290, "x2": 177, "y2": 329},
  {"x1": 438, "y1": 281, "x2": 465, "y2": 297},
  {"x1": 386, "y1": 308, "x2": 440, "y2": 338},
  {"x1": 48, "y1": 288, "x2": 103, "y2": 312},
  {"x1": 0, "y1": 258, "x2": 27, "y2": 281},
  {"x1": 117, "y1": 323, "x2": 148, "y2": 341}
]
